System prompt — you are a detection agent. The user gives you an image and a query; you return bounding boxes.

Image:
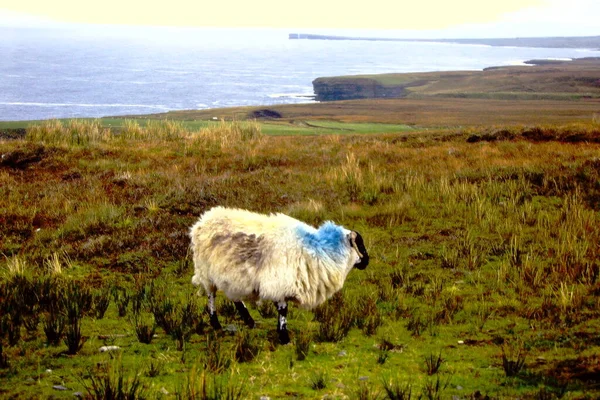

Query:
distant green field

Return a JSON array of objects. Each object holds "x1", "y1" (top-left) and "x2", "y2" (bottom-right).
[
  {"x1": 0, "y1": 118, "x2": 415, "y2": 136},
  {"x1": 261, "y1": 120, "x2": 415, "y2": 135}
]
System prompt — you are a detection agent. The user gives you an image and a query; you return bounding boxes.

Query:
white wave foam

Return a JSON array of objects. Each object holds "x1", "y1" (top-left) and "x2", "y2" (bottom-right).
[
  {"x1": 0, "y1": 102, "x2": 169, "y2": 109},
  {"x1": 268, "y1": 93, "x2": 314, "y2": 99},
  {"x1": 505, "y1": 60, "x2": 529, "y2": 66}
]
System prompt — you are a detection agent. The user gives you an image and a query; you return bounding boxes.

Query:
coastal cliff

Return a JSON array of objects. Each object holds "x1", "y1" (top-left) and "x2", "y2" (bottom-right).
[
  {"x1": 312, "y1": 77, "x2": 410, "y2": 101},
  {"x1": 312, "y1": 58, "x2": 600, "y2": 102}
]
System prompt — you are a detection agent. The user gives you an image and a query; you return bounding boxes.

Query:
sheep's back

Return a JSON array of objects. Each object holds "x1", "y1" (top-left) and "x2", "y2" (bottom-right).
[{"x1": 190, "y1": 207, "x2": 310, "y2": 299}]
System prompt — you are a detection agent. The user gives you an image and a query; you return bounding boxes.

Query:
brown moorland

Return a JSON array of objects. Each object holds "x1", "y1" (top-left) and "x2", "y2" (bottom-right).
[{"x1": 133, "y1": 96, "x2": 600, "y2": 128}]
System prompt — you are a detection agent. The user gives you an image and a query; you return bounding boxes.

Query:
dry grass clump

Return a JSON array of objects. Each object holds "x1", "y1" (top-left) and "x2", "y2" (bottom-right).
[
  {"x1": 24, "y1": 119, "x2": 263, "y2": 149},
  {"x1": 26, "y1": 119, "x2": 110, "y2": 146},
  {"x1": 327, "y1": 152, "x2": 400, "y2": 204},
  {"x1": 120, "y1": 119, "x2": 189, "y2": 141},
  {"x1": 190, "y1": 119, "x2": 263, "y2": 149}
]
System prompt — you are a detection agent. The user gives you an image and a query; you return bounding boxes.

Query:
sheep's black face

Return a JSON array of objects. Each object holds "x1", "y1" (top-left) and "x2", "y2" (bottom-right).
[{"x1": 350, "y1": 231, "x2": 369, "y2": 270}]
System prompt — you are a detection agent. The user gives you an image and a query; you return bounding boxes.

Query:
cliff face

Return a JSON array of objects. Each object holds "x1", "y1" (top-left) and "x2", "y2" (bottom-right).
[{"x1": 312, "y1": 78, "x2": 408, "y2": 101}]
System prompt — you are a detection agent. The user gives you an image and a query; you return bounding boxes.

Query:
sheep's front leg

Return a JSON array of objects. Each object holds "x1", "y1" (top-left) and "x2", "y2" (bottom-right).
[
  {"x1": 208, "y1": 291, "x2": 222, "y2": 330},
  {"x1": 234, "y1": 301, "x2": 256, "y2": 328},
  {"x1": 276, "y1": 301, "x2": 290, "y2": 345}
]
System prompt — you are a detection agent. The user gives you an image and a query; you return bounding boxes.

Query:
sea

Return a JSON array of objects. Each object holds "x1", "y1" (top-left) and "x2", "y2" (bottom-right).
[{"x1": 2, "y1": 25, "x2": 600, "y2": 121}]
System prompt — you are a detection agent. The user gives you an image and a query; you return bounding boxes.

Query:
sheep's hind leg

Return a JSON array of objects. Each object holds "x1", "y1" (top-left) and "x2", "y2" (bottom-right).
[
  {"x1": 234, "y1": 301, "x2": 256, "y2": 328},
  {"x1": 208, "y1": 291, "x2": 222, "y2": 330},
  {"x1": 276, "y1": 301, "x2": 290, "y2": 345}
]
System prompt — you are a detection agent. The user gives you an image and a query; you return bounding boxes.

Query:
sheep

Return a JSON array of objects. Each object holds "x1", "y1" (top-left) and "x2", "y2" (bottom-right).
[{"x1": 189, "y1": 206, "x2": 369, "y2": 344}]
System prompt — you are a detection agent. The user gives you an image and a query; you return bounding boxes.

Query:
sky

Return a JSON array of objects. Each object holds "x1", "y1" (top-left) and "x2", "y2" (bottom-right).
[{"x1": 0, "y1": 0, "x2": 598, "y2": 37}]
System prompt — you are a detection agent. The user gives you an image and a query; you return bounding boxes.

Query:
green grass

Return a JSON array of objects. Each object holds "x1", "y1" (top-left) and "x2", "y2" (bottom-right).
[
  {"x1": 2, "y1": 120, "x2": 600, "y2": 399},
  {"x1": 261, "y1": 120, "x2": 415, "y2": 135},
  {"x1": 0, "y1": 118, "x2": 415, "y2": 136}
]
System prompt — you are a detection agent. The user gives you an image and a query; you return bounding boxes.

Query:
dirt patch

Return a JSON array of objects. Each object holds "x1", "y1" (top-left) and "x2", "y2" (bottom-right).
[
  {"x1": 0, "y1": 145, "x2": 46, "y2": 170},
  {"x1": 250, "y1": 109, "x2": 282, "y2": 119},
  {"x1": 548, "y1": 354, "x2": 600, "y2": 385},
  {"x1": 0, "y1": 128, "x2": 27, "y2": 140}
]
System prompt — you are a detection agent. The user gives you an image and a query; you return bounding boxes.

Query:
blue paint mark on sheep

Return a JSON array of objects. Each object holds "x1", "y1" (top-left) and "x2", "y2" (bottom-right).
[{"x1": 296, "y1": 221, "x2": 347, "y2": 261}]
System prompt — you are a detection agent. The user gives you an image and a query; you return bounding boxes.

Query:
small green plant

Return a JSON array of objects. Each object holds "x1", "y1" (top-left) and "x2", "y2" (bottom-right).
[
  {"x1": 145, "y1": 360, "x2": 162, "y2": 378},
  {"x1": 422, "y1": 375, "x2": 451, "y2": 400},
  {"x1": 314, "y1": 292, "x2": 354, "y2": 342},
  {"x1": 149, "y1": 296, "x2": 175, "y2": 335},
  {"x1": 92, "y1": 287, "x2": 111, "y2": 319},
  {"x1": 2, "y1": 313, "x2": 22, "y2": 346},
  {"x1": 0, "y1": 340, "x2": 9, "y2": 369},
  {"x1": 406, "y1": 310, "x2": 426, "y2": 337},
  {"x1": 42, "y1": 311, "x2": 66, "y2": 346},
  {"x1": 440, "y1": 246, "x2": 460, "y2": 269},
  {"x1": 435, "y1": 294, "x2": 463, "y2": 324},
  {"x1": 64, "y1": 319, "x2": 87, "y2": 355},
  {"x1": 61, "y1": 280, "x2": 92, "y2": 354},
  {"x1": 233, "y1": 329, "x2": 261, "y2": 363},
  {"x1": 112, "y1": 286, "x2": 130, "y2": 318},
  {"x1": 216, "y1": 300, "x2": 238, "y2": 324},
  {"x1": 23, "y1": 306, "x2": 40, "y2": 334},
  {"x1": 295, "y1": 329, "x2": 313, "y2": 361},
  {"x1": 377, "y1": 348, "x2": 390, "y2": 365},
  {"x1": 357, "y1": 295, "x2": 383, "y2": 336},
  {"x1": 132, "y1": 312, "x2": 156, "y2": 345},
  {"x1": 501, "y1": 341, "x2": 527, "y2": 377},
  {"x1": 256, "y1": 301, "x2": 277, "y2": 318},
  {"x1": 474, "y1": 299, "x2": 494, "y2": 331},
  {"x1": 378, "y1": 336, "x2": 401, "y2": 352},
  {"x1": 355, "y1": 381, "x2": 381, "y2": 400},
  {"x1": 62, "y1": 280, "x2": 93, "y2": 322},
  {"x1": 175, "y1": 366, "x2": 246, "y2": 400},
  {"x1": 423, "y1": 350, "x2": 444, "y2": 375},
  {"x1": 81, "y1": 360, "x2": 146, "y2": 400},
  {"x1": 176, "y1": 301, "x2": 200, "y2": 351},
  {"x1": 381, "y1": 376, "x2": 413, "y2": 400},
  {"x1": 309, "y1": 370, "x2": 328, "y2": 390},
  {"x1": 203, "y1": 332, "x2": 230, "y2": 374}
]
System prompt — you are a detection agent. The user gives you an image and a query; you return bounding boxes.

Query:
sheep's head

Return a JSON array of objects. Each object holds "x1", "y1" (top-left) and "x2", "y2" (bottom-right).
[{"x1": 349, "y1": 231, "x2": 369, "y2": 270}]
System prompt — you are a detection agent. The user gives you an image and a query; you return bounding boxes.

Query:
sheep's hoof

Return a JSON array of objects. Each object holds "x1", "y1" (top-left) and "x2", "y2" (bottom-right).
[
  {"x1": 278, "y1": 331, "x2": 290, "y2": 345},
  {"x1": 209, "y1": 315, "x2": 222, "y2": 331}
]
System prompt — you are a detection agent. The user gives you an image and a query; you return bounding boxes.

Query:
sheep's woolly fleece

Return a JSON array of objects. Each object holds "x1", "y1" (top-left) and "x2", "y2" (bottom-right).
[{"x1": 190, "y1": 207, "x2": 360, "y2": 309}]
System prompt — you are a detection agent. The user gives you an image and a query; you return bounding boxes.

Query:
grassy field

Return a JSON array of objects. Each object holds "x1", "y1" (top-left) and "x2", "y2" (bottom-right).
[
  {"x1": 0, "y1": 118, "x2": 415, "y2": 138},
  {"x1": 124, "y1": 97, "x2": 600, "y2": 127},
  {"x1": 1, "y1": 116, "x2": 600, "y2": 399}
]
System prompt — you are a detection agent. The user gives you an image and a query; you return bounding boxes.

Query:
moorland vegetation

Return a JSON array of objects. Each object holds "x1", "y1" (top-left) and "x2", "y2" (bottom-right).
[{"x1": 1, "y1": 104, "x2": 600, "y2": 398}]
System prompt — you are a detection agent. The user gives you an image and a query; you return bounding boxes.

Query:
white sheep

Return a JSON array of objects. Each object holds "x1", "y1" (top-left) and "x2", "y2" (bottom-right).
[{"x1": 189, "y1": 206, "x2": 369, "y2": 344}]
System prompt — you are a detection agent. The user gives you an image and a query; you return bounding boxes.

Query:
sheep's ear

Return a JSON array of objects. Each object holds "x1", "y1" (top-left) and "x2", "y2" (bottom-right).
[{"x1": 347, "y1": 232, "x2": 361, "y2": 256}]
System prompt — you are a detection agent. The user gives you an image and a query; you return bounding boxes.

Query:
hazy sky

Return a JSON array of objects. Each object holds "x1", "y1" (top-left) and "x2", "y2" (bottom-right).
[{"x1": 0, "y1": 0, "x2": 598, "y2": 37}]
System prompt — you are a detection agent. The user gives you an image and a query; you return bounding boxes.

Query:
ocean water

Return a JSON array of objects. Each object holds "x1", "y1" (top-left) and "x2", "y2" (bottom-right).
[{"x1": 2, "y1": 26, "x2": 600, "y2": 121}]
